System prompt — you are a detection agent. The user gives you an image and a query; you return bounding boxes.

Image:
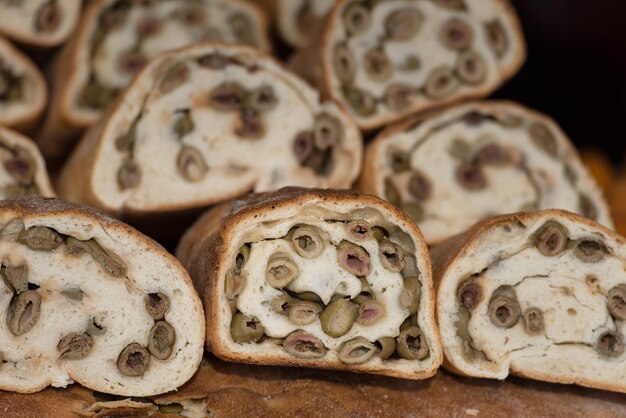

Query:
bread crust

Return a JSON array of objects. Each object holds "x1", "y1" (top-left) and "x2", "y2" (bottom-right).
[
  {"x1": 431, "y1": 208, "x2": 626, "y2": 393},
  {"x1": 177, "y1": 187, "x2": 443, "y2": 380}
]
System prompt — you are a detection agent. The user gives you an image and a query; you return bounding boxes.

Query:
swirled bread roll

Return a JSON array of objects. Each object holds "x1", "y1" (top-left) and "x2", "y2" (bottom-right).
[
  {"x1": 0, "y1": 197, "x2": 204, "y2": 396},
  {"x1": 432, "y1": 209, "x2": 626, "y2": 393},
  {"x1": 0, "y1": 0, "x2": 81, "y2": 47},
  {"x1": 360, "y1": 101, "x2": 612, "y2": 245},
  {"x1": 0, "y1": 37, "x2": 46, "y2": 132},
  {"x1": 57, "y1": 43, "x2": 362, "y2": 218},
  {"x1": 177, "y1": 188, "x2": 442, "y2": 379},
  {"x1": 38, "y1": 0, "x2": 270, "y2": 161},
  {"x1": 0, "y1": 125, "x2": 55, "y2": 199},
  {"x1": 290, "y1": 0, "x2": 525, "y2": 130}
]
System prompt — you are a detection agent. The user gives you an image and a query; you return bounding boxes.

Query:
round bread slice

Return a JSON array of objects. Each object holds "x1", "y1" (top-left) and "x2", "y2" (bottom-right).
[
  {"x1": 38, "y1": 0, "x2": 270, "y2": 161},
  {"x1": 177, "y1": 187, "x2": 442, "y2": 379},
  {"x1": 360, "y1": 101, "x2": 613, "y2": 245},
  {"x1": 0, "y1": 125, "x2": 55, "y2": 199},
  {"x1": 0, "y1": 0, "x2": 81, "y2": 47},
  {"x1": 290, "y1": 0, "x2": 525, "y2": 130},
  {"x1": 57, "y1": 43, "x2": 362, "y2": 217},
  {"x1": 0, "y1": 36, "x2": 47, "y2": 132},
  {"x1": 432, "y1": 209, "x2": 626, "y2": 393},
  {"x1": 0, "y1": 197, "x2": 204, "y2": 396}
]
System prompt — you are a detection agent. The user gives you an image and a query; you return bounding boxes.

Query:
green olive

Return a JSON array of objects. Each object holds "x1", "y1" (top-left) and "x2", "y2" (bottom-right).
[
  {"x1": 377, "y1": 337, "x2": 396, "y2": 360},
  {"x1": 396, "y1": 326, "x2": 429, "y2": 360},
  {"x1": 337, "y1": 337, "x2": 377, "y2": 365},
  {"x1": 319, "y1": 298, "x2": 357, "y2": 338},
  {"x1": 399, "y1": 276, "x2": 421, "y2": 315},
  {"x1": 266, "y1": 253, "x2": 299, "y2": 288},
  {"x1": 230, "y1": 313, "x2": 264, "y2": 343}
]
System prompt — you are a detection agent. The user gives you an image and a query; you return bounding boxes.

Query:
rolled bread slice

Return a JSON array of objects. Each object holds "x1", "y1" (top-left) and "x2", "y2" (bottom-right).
[
  {"x1": 360, "y1": 101, "x2": 613, "y2": 245},
  {"x1": 0, "y1": 37, "x2": 47, "y2": 132},
  {"x1": 0, "y1": 197, "x2": 204, "y2": 396},
  {"x1": 0, "y1": 125, "x2": 55, "y2": 199},
  {"x1": 431, "y1": 209, "x2": 626, "y2": 393},
  {"x1": 290, "y1": 0, "x2": 525, "y2": 131},
  {"x1": 38, "y1": 0, "x2": 270, "y2": 161},
  {"x1": 177, "y1": 187, "x2": 442, "y2": 379},
  {"x1": 57, "y1": 43, "x2": 362, "y2": 217},
  {"x1": 0, "y1": 0, "x2": 81, "y2": 47}
]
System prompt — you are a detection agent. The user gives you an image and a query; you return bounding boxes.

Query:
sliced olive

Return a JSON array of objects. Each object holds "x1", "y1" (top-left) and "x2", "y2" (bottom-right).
[
  {"x1": 289, "y1": 301, "x2": 321, "y2": 326},
  {"x1": 270, "y1": 293, "x2": 294, "y2": 315},
  {"x1": 293, "y1": 291, "x2": 323, "y2": 303},
  {"x1": 342, "y1": 86, "x2": 376, "y2": 117},
  {"x1": 198, "y1": 53, "x2": 232, "y2": 70},
  {"x1": 336, "y1": 240, "x2": 371, "y2": 276},
  {"x1": 474, "y1": 143, "x2": 509, "y2": 166},
  {"x1": 117, "y1": 158, "x2": 141, "y2": 190},
  {"x1": 3, "y1": 153, "x2": 35, "y2": 185},
  {"x1": 117, "y1": 343, "x2": 150, "y2": 376},
  {"x1": 379, "y1": 239, "x2": 406, "y2": 272},
  {"x1": 372, "y1": 226, "x2": 388, "y2": 243},
  {"x1": 293, "y1": 132, "x2": 314, "y2": 163},
  {"x1": 290, "y1": 225, "x2": 324, "y2": 259},
  {"x1": 396, "y1": 326, "x2": 429, "y2": 360},
  {"x1": 573, "y1": 240, "x2": 608, "y2": 263},
  {"x1": 343, "y1": 2, "x2": 370, "y2": 36},
  {"x1": 408, "y1": 170, "x2": 431, "y2": 201},
  {"x1": 356, "y1": 301, "x2": 385, "y2": 326},
  {"x1": 229, "y1": 12, "x2": 255, "y2": 45},
  {"x1": 455, "y1": 163, "x2": 486, "y2": 190},
  {"x1": 376, "y1": 337, "x2": 396, "y2": 360},
  {"x1": 235, "y1": 110, "x2": 265, "y2": 139},
  {"x1": 58, "y1": 332, "x2": 94, "y2": 360},
  {"x1": 455, "y1": 305, "x2": 472, "y2": 342},
  {"x1": 159, "y1": 62, "x2": 189, "y2": 94},
  {"x1": 456, "y1": 50, "x2": 487, "y2": 85},
  {"x1": 333, "y1": 43, "x2": 356, "y2": 83},
  {"x1": 488, "y1": 286, "x2": 520, "y2": 328},
  {"x1": 364, "y1": 49, "x2": 393, "y2": 82},
  {"x1": 390, "y1": 151, "x2": 411, "y2": 173},
  {"x1": 523, "y1": 307, "x2": 544, "y2": 335},
  {"x1": 244, "y1": 85, "x2": 277, "y2": 113},
  {"x1": 177, "y1": 145, "x2": 208, "y2": 182},
  {"x1": 484, "y1": 20, "x2": 509, "y2": 58},
  {"x1": 0, "y1": 263, "x2": 28, "y2": 293},
  {"x1": 7, "y1": 290, "x2": 41, "y2": 336},
  {"x1": 230, "y1": 313, "x2": 264, "y2": 343},
  {"x1": 384, "y1": 178, "x2": 401, "y2": 206},
  {"x1": 283, "y1": 330, "x2": 326, "y2": 359},
  {"x1": 117, "y1": 50, "x2": 148, "y2": 77},
  {"x1": 579, "y1": 194, "x2": 599, "y2": 221},
  {"x1": 533, "y1": 221, "x2": 568, "y2": 256},
  {"x1": 595, "y1": 330, "x2": 625, "y2": 358},
  {"x1": 608, "y1": 285, "x2": 626, "y2": 320},
  {"x1": 147, "y1": 321, "x2": 176, "y2": 360},
  {"x1": 440, "y1": 18, "x2": 474, "y2": 50},
  {"x1": 400, "y1": 276, "x2": 421, "y2": 315},
  {"x1": 424, "y1": 67, "x2": 459, "y2": 100},
  {"x1": 385, "y1": 8, "x2": 423, "y2": 40},
  {"x1": 136, "y1": 16, "x2": 163, "y2": 38},
  {"x1": 173, "y1": 110, "x2": 194, "y2": 138},
  {"x1": 303, "y1": 146, "x2": 333, "y2": 176},
  {"x1": 266, "y1": 253, "x2": 299, "y2": 289},
  {"x1": 337, "y1": 337, "x2": 377, "y2": 364},
  {"x1": 65, "y1": 237, "x2": 127, "y2": 278},
  {"x1": 457, "y1": 278, "x2": 481, "y2": 310},
  {"x1": 18, "y1": 226, "x2": 62, "y2": 252},
  {"x1": 145, "y1": 292, "x2": 170, "y2": 320},
  {"x1": 529, "y1": 122, "x2": 558, "y2": 158},
  {"x1": 35, "y1": 1, "x2": 61, "y2": 33},
  {"x1": 313, "y1": 113, "x2": 344, "y2": 149},
  {"x1": 384, "y1": 84, "x2": 416, "y2": 112},
  {"x1": 354, "y1": 276, "x2": 374, "y2": 305},
  {"x1": 235, "y1": 244, "x2": 251, "y2": 272},
  {"x1": 320, "y1": 298, "x2": 357, "y2": 338},
  {"x1": 209, "y1": 82, "x2": 245, "y2": 112}
]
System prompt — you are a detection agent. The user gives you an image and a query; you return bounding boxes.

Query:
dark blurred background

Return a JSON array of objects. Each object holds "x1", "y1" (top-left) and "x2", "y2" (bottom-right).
[{"x1": 497, "y1": 0, "x2": 626, "y2": 164}]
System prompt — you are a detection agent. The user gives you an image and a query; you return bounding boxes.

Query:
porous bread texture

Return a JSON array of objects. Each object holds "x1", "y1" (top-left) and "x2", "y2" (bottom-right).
[
  {"x1": 38, "y1": 0, "x2": 270, "y2": 159},
  {"x1": 0, "y1": 0, "x2": 82, "y2": 47},
  {"x1": 0, "y1": 125, "x2": 55, "y2": 199},
  {"x1": 0, "y1": 197, "x2": 205, "y2": 396},
  {"x1": 314, "y1": 0, "x2": 525, "y2": 130},
  {"x1": 57, "y1": 43, "x2": 362, "y2": 216},
  {"x1": 360, "y1": 101, "x2": 613, "y2": 245},
  {"x1": 432, "y1": 209, "x2": 626, "y2": 393},
  {"x1": 0, "y1": 36, "x2": 46, "y2": 131},
  {"x1": 178, "y1": 187, "x2": 442, "y2": 379}
]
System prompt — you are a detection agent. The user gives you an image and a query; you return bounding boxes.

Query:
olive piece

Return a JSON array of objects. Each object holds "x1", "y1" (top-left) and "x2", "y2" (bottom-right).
[
  {"x1": 534, "y1": 221, "x2": 568, "y2": 256},
  {"x1": 455, "y1": 305, "x2": 472, "y2": 342},
  {"x1": 116, "y1": 343, "x2": 151, "y2": 376},
  {"x1": 408, "y1": 170, "x2": 431, "y2": 201},
  {"x1": 342, "y1": 86, "x2": 377, "y2": 117},
  {"x1": 293, "y1": 291, "x2": 323, "y2": 303},
  {"x1": 390, "y1": 151, "x2": 411, "y2": 173},
  {"x1": 234, "y1": 110, "x2": 265, "y2": 139},
  {"x1": 363, "y1": 49, "x2": 393, "y2": 82},
  {"x1": 266, "y1": 253, "x2": 299, "y2": 289},
  {"x1": 333, "y1": 43, "x2": 356, "y2": 83},
  {"x1": 198, "y1": 53, "x2": 232, "y2": 70},
  {"x1": 7, "y1": 290, "x2": 41, "y2": 336},
  {"x1": 235, "y1": 244, "x2": 251, "y2": 273},
  {"x1": 290, "y1": 225, "x2": 325, "y2": 259},
  {"x1": 245, "y1": 85, "x2": 277, "y2": 113},
  {"x1": 343, "y1": 2, "x2": 370, "y2": 36},
  {"x1": 228, "y1": 298, "x2": 238, "y2": 314},
  {"x1": 229, "y1": 12, "x2": 255, "y2": 45},
  {"x1": 523, "y1": 307, "x2": 544, "y2": 335},
  {"x1": 0, "y1": 263, "x2": 28, "y2": 293},
  {"x1": 289, "y1": 301, "x2": 322, "y2": 325},
  {"x1": 3, "y1": 153, "x2": 35, "y2": 185},
  {"x1": 114, "y1": 121, "x2": 137, "y2": 152},
  {"x1": 313, "y1": 113, "x2": 344, "y2": 150},
  {"x1": 158, "y1": 404, "x2": 184, "y2": 414},
  {"x1": 376, "y1": 337, "x2": 396, "y2": 360},
  {"x1": 270, "y1": 293, "x2": 294, "y2": 315},
  {"x1": 173, "y1": 110, "x2": 194, "y2": 138},
  {"x1": 159, "y1": 62, "x2": 189, "y2": 94},
  {"x1": 346, "y1": 220, "x2": 372, "y2": 241},
  {"x1": 230, "y1": 313, "x2": 264, "y2": 343},
  {"x1": 65, "y1": 237, "x2": 127, "y2": 278},
  {"x1": 58, "y1": 332, "x2": 94, "y2": 360},
  {"x1": 474, "y1": 143, "x2": 509, "y2": 166},
  {"x1": 117, "y1": 50, "x2": 148, "y2": 77},
  {"x1": 573, "y1": 240, "x2": 608, "y2": 263},
  {"x1": 303, "y1": 147, "x2": 333, "y2": 175},
  {"x1": 400, "y1": 276, "x2": 421, "y2": 315},
  {"x1": 337, "y1": 337, "x2": 377, "y2": 365},
  {"x1": 396, "y1": 326, "x2": 429, "y2": 360},
  {"x1": 136, "y1": 17, "x2": 163, "y2": 38},
  {"x1": 528, "y1": 122, "x2": 558, "y2": 158},
  {"x1": 379, "y1": 239, "x2": 406, "y2": 273},
  {"x1": 455, "y1": 163, "x2": 486, "y2": 190},
  {"x1": 336, "y1": 240, "x2": 371, "y2": 276},
  {"x1": 354, "y1": 276, "x2": 374, "y2": 305},
  {"x1": 384, "y1": 178, "x2": 401, "y2": 206},
  {"x1": 283, "y1": 330, "x2": 326, "y2": 359},
  {"x1": 440, "y1": 18, "x2": 474, "y2": 50},
  {"x1": 607, "y1": 285, "x2": 626, "y2": 320},
  {"x1": 177, "y1": 145, "x2": 208, "y2": 182},
  {"x1": 385, "y1": 8, "x2": 423, "y2": 41},
  {"x1": 596, "y1": 331, "x2": 625, "y2": 358},
  {"x1": 145, "y1": 292, "x2": 170, "y2": 320},
  {"x1": 457, "y1": 279, "x2": 481, "y2": 310},
  {"x1": 117, "y1": 158, "x2": 141, "y2": 190},
  {"x1": 484, "y1": 20, "x2": 509, "y2": 58},
  {"x1": 320, "y1": 298, "x2": 357, "y2": 338},
  {"x1": 356, "y1": 301, "x2": 385, "y2": 326},
  {"x1": 293, "y1": 132, "x2": 314, "y2": 163},
  {"x1": 209, "y1": 82, "x2": 246, "y2": 112},
  {"x1": 579, "y1": 194, "x2": 599, "y2": 221},
  {"x1": 399, "y1": 55, "x2": 421, "y2": 72},
  {"x1": 384, "y1": 84, "x2": 416, "y2": 112},
  {"x1": 456, "y1": 50, "x2": 487, "y2": 85},
  {"x1": 424, "y1": 66, "x2": 459, "y2": 99},
  {"x1": 18, "y1": 226, "x2": 63, "y2": 252},
  {"x1": 35, "y1": 1, "x2": 61, "y2": 32},
  {"x1": 488, "y1": 286, "x2": 520, "y2": 328},
  {"x1": 372, "y1": 226, "x2": 388, "y2": 242},
  {"x1": 147, "y1": 321, "x2": 176, "y2": 360}
]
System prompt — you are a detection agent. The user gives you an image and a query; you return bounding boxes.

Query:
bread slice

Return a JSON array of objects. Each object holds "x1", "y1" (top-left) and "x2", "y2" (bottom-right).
[
  {"x1": 38, "y1": 0, "x2": 270, "y2": 162},
  {"x1": 0, "y1": 197, "x2": 204, "y2": 396},
  {"x1": 0, "y1": 0, "x2": 81, "y2": 47},
  {"x1": 0, "y1": 37, "x2": 47, "y2": 132},
  {"x1": 0, "y1": 125, "x2": 55, "y2": 199},
  {"x1": 359, "y1": 101, "x2": 613, "y2": 245},
  {"x1": 177, "y1": 187, "x2": 442, "y2": 379},
  {"x1": 431, "y1": 209, "x2": 626, "y2": 393},
  {"x1": 290, "y1": 0, "x2": 525, "y2": 131},
  {"x1": 57, "y1": 43, "x2": 362, "y2": 218}
]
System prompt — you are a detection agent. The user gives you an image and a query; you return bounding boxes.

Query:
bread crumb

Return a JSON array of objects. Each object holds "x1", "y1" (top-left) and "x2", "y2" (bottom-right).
[{"x1": 465, "y1": 408, "x2": 480, "y2": 416}]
